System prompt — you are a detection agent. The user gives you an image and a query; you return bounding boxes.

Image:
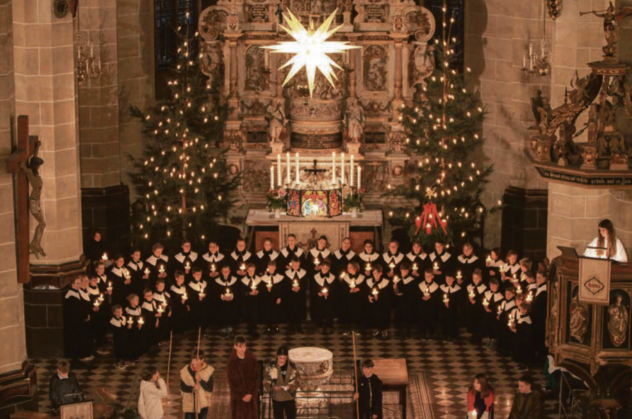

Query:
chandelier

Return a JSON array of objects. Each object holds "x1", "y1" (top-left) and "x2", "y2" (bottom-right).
[
  {"x1": 75, "y1": 32, "x2": 102, "y2": 85},
  {"x1": 522, "y1": 40, "x2": 550, "y2": 76},
  {"x1": 263, "y1": 9, "x2": 360, "y2": 97}
]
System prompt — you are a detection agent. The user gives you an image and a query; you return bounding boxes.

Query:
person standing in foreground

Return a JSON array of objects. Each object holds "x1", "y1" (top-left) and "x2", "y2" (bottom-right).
[
  {"x1": 466, "y1": 373, "x2": 494, "y2": 419},
  {"x1": 355, "y1": 359, "x2": 383, "y2": 419},
  {"x1": 228, "y1": 336, "x2": 259, "y2": 419},
  {"x1": 508, "y1": 374, "x2": 544, "y2": 419},
  {"x1": 49, "y1": 361, "x2": 83, "y2": 413},
  {"x1": 180, "y1": 350, "x2": 215, "y2": 419},
  {"x1": 138, "y1": 366, "x2": 168, "y2": 419},
  {"x1": 263, "y1": 346, "x2": 298, "y2": 419}
]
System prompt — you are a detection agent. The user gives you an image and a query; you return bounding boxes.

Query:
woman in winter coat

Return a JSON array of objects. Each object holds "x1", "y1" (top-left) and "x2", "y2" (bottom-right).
[{"x1": 138, "y1": 367, "x2": 168, "y2": 419}]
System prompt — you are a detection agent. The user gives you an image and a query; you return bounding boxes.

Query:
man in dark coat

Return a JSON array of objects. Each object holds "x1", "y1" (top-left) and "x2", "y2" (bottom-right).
[
  {"x1": 49, "y1": 361, "x2": 83, "y2": 412},
  {"x1": 508, "y1": 375, "x2": 544, "y2": 419},
  {"x1": 227, "y1": 336, "x2": 259, "y2": 419},
  {"x1": 355, "y1": 359, "x2": 383, "y2": 419}
]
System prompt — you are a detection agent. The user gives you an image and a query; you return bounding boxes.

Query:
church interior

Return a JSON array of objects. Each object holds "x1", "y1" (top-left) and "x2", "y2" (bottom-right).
[{"x1": 2, "y1": 0, "x2": 632, "y2": 418}]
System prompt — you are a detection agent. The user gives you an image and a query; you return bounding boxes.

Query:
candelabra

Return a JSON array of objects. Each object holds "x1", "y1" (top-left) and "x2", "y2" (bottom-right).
[
  {"x1": 522, "y1": 40, "x2": 550, "y2": 77},
  {"x1": 75, "y1": 32, "x2": 102, "y2": 85}
]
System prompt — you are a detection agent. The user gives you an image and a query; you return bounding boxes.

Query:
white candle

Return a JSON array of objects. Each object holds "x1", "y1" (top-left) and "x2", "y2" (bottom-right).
[
  {"x1": 277, "y1": 154, "x2": 281, "y2": 186},
  {"x1": 350, "y1": 155, "x2": 354, "y2": 187},
  {"x1": 286, "y1": 152, "x2": 291, "y2": 184},
  {"x1": 341, "y1": 153, "x2": 345, "y2": 184},
  {"x1": 270, "y1": 166, "x2": 274, "y2": 190},
  {"x1": 295, "y1": 153, "x2": 299, "y2": 184},
  {"x1": 332, "y1": 152, "x2": 336, "y2": 183},
  {"x1": 357, "y1": 166, "x2": 361, "y2": 190}
]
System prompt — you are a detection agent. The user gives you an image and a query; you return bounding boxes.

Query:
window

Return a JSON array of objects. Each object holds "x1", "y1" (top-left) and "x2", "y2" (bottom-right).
[{"x1": 424, "y1": 0, "x2": 465, "y2": 71}]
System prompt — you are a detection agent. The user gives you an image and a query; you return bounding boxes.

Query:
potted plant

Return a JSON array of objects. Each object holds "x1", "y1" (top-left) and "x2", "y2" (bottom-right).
[
  {"x1": 343, "y1": 188, "x2": 364, "y2": 217},
  {"x1": 267, "y1": 187, "x2": 287, "y2": 217}
]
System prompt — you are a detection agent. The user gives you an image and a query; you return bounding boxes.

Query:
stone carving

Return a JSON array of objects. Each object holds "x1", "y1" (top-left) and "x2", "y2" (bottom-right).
[
  {"x1": 226, "y1": 13, "x2": 241, "y2": 33},
  {"x1": 362, "y1": 100, "x2": 391, "y2": 116},
  {"x1": 290, "y1": 102, "x2": 343, "y2": 120},
  {"x1": 266, "y1": 98, "x2": 287, "y2": 143},
  {"x1": 409, "y1": 42, "x2": 434, "y2": 88},
  {"x1": 345, "y1": 98, "x2": 365, "y2": 143},
  {"x1": 392, "y1": 15, "x2": 407, "y2": 34},
  {"x1": 388, "y1": 131, "x2": 406, "y2": 153},
  {"x1": 241, "y1": 98, "x2": 268, "y2": 116},
  {"x1": 224, "y1": 130, "x2": 244, "y2": 152},
  {"x1": 607, "y1": 292, "x2": 629, "y2": 347},
  {"x1": 362, "y1": 162, "x2": 388, "y2": 193},
  {"x1": 199, "y1": 9, "x2": 228, "y2": 41},
  {"x1": 245, "y1": 45, "x2": 269, "y2": 92},
  {"x1": 530, "y1": 90, "x2": 552, "y2": 135},
  {"x1": 570, "y1": 293, "x2": 589, "y2": 344},
  {"x1": 553, "y1": 121, "x2": 583, "y2": 166},
  {"x1": 405, "y1": 12, "x2": 434, "y2": 42},
  {"x1": 243, "y1": 159, "x2": 271, "y2": 192},
  {"x1": 20, "y1": 142, "x2": 46, "y2": 259},
  {"x1": 200, "y1": 42, "x2": 224, "y2": 86},
  {"x1": 363, "y1": 45, "x2": 388, "y2": 91},
  {"x1": 245, "y1": 4, "x2": 269, "y2": 22}
]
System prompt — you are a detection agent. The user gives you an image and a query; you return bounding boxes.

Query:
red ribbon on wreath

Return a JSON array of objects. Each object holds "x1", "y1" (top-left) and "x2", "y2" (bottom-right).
[{"x1": 415, "y1": 202, "x2": 448, "y2": 236}]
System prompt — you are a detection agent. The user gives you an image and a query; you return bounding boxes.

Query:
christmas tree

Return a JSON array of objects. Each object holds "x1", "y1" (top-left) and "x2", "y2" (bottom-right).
[
  {"x1": 386, "y1": 2, "x2": 495, "y2": 247},
  {"x1": 129, "y1": 10, "x2": 239, "y2": 249}
]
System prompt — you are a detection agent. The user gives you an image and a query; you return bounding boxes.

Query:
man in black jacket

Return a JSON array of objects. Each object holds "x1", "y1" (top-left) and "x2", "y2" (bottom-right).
[
  {"x1": 509, "y1": 374, "x2": 544, "y2": 419},
  {"x1": 355, "y1": 359, "x2": 383, "y2": 419},
  {"x1": 49, "y1": 361, "x2": 83, "y2": 412}
]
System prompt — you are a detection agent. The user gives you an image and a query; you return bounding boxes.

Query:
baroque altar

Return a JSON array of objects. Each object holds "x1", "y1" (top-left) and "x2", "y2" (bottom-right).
[{"x1": 198, "y1": 0, "x2": 436, "y2": 205}]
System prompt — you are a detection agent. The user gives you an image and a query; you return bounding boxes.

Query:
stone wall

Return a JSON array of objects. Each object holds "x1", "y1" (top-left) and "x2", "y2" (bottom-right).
[{"x1": 0, "y1": 0, "x2": 26, "y2": 374}]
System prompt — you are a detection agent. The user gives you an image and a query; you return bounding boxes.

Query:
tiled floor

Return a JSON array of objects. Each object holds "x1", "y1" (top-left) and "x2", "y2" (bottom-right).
[{"x1": 33, "y1": 324, "x2": 556, "y2": 419}]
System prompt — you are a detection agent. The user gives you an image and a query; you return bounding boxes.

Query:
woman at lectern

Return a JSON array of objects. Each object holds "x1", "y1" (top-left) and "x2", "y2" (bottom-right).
[{"x1": 583, "y1": 219, "x2": 628, "y2": 263}]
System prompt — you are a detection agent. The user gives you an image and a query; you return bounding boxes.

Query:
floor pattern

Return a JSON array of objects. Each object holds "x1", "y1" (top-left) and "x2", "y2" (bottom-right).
[{"x1": 32, "y1": 324, "x2": 557, "y2": 419}]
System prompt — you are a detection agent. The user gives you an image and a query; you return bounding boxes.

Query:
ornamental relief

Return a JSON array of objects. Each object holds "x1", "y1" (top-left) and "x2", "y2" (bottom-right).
[
  {"x1": 363, "y1": 45, "x2": 388, "y2": 91},
  {"x1": 245, "y1": 45, "x2": 270, "y2": 92}
]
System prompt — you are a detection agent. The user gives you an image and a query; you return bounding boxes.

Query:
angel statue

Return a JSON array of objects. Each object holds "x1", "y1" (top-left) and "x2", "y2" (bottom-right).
[
  {"x1": 19, "y1": 141, "x2": 46, "y2": 259},
  {"x1": 607, "y1": 293, "x2": 629, "y2": 347},
  {"x1": 266, "y1": 98, "x2": 287, "y2": 143},
  {"x1": 345, "y1": 99, "x2": 365, "y2": 143},
  {"x1": 530, "y1": 90, "x2": 552, "y2": 135}
]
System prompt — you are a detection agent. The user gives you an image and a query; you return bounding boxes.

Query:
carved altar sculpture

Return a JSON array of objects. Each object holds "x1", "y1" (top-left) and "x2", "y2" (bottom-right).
[
  {"x1": 607, "y1": 293, "x2": 629, "y2": 347},
  {"x1": 20, "y1": 142, "x2": 46, "y2": 259}
]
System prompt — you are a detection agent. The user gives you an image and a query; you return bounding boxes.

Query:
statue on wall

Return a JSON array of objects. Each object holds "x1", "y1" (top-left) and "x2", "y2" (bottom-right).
[
  {"x1": 200, "y1": 43, "x2": 224, "y2": 86},
  {"x1": 266, "y1": 98, "x2": 287, "y2": 143},
  {"x1": 570, "y1": 293, "x2": 589, "y2": 344},
  {"x1": 345, "y1": 98, "x2": 365, "y2": 143},
  {"x1": 607, "y1": 292, "x2": 629, "y2": 347},
  {"x1": 363, "y1": 46, "x2": 388, "y2": 91},
  {"x1": 20, "y1": 142, "x2": 46, "y2": 259},
  {"x1": 581, "y1": 2, "x2": 632, "y2": 58},
  {"x1": 410, "y1": 42, "x2": 435, "y2": 88},
  {"x1": 245, "y1": 45, "x2": 269, "y2": 92},
  {"x1": 530, "y1": 90, "x2": 552, "y2": 135}
]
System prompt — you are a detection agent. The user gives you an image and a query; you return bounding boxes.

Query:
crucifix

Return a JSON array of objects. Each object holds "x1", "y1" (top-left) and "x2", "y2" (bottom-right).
[{"x1": 6, "y1": 116, "x2": 40, "y2": 283}]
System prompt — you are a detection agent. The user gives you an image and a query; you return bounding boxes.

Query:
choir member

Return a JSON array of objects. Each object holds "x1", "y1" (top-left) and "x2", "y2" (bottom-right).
[
  {"x1": 240, "y1": 263, "x2": 262, "y2": 338},
  {"x1": 523, "y1": 271, "x2": 537, "y2": 298},
  {"x1": 78, "y1": 276, "x2": 96, "y2": 354},
  {"x1": 64, "y1": 277, "x2": 94, "y2": 362},
  {"x1": 87, "y1": 275, "x2": 108, "y2": 349},
  {"x1": 85, "y1": 229, "x2": 108, "y2": 264},
  {"x1": 260, "y1": 261, "x2": 286, "y2": 334},
  {"x1": 110, "y1": 304, "x2": 133, "y2": 368},
  {"x1": 230, "y1": 238, "x2": 254, "y2": 278},
  {"x1": 306, "y1": 236, "x2": 331, "y2": 275},
  {"x1": 465, "y1": 269, "x2": 487, "y2": 344},
  {"x1": 339, "y1": 261, "x2": 366, "y2": 335},
  {"x1": 418, "y1": 269, "x2": 441, "y2": 339},
  {"x1": 483, "y1": 278, "x2": 505, "y2": 348},
  {"x1": 366, "y1": 265, "x2": 392, "y2": 339},
  {"x1": 501, "y1": 250, "x2": 521, "y2": 290},
  {"x1": 125, "y1": 293, "x2": 148, "y2": 357},
  {"x1": 279, "y1": 234, "x2": 304, "y2": 271},
  {"x1": 358, "y1": 239, "x2": 380, "y2": 277},
  {"x1": 202, "y1": 240, "x2": 225, "y2": 279},
  {"x1": 429, "y1": 240, "x2": 454, "y2": 283},
  {"x1": 392, "y1": 262, "x2": 418, "y2": 337},
  {"x1": 511, "y1": 303, "x2": 534, "y2": 370},
  {"x1": 381, "y1": 240, "x2": 405, "y2": 280},
  {"x1": 110, "y1": 255, "x2": 134, "y2": 306},
  {"x1": 141, "y1": 288, "x2": 160, "y2": 349},
  {"x1": 583, "y1": 219, "x2": 628, "y2": 262},
  {"x1": 187, "y1": 267, "x2": 208, "y2": 330},
  {"x1": 211, "y1": 265, "x2": 240, "y2": 336},
  {"x1": 519, "y1": 258, "x2": 533, "y2": 284},
  {"x1": 94, "y1": 261, "x2": 108, "y2": 293},
  {"x1": 227, "y1": 337, "x2": 259, "y2": 419},
  {"x1": 531, "y1": 271, "x2": 548, "y2": 360},
  {"x1": 173, "y1": 240, "x2": 199, "y2": 282},
  {"x1": 497, "y1": 286, "x2": 518, "y2": 356},
  {"x1": 169, "y1": 271, "x2": 191, "y2": 334},
  {"x1": 455, "y1": 243, "x2": 484, "y2": 286},
  {"x1": 153, "y1": 278, "x2": 172, "y2": 345},
  {"x1": 439, "y1": 272, "x2": 462, "y2": 341},
  {"x1": 355, "y1": 359, "x2": 383, "y2": 419},
  {"x1": 146, "y1": 243, "x2": 169, "y2": 288},
  {"x1": 331, "y1": 237, "x2": 357, "y2": 278},
  {"x1": 284, "y1": 257, "x2": 308, "y2": 334},
  {"x1": 484, "y1": 247, "x2": 503, "y2": 282},
  {"x1": 406, "y1": 240, "x2": 430, "y2": 279},
  {"x1": 256, "y1": 238, "x2": 281, "y2": 275},
  {"x1": 311, "y1": 260, "x2": 338, "y2": 334},
  {"x1": 127, "y1": 248, "x2": 149, "y2": 296}
]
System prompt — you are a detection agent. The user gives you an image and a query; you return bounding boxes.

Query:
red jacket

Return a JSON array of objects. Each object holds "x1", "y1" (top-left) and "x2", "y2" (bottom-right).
[{"x1": 467, "y1": 389, "x2": 495, "y2": 412}]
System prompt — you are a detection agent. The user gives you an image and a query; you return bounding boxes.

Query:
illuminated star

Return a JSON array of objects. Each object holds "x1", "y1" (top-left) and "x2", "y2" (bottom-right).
[
  {"x1": 425, "y1": 187, "x2": 437, "y2": 200},
  {"x1": 263, "y1": 9, "x2": 360, "y2": 97}
]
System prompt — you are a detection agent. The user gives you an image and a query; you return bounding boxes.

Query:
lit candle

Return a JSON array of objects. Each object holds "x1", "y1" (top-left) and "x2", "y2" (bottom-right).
[
  {"x1": 267, "y1": 280, "x2": 273, "y2": 290},
  {"x1": 365, "y1": 263, "x2": 372, "y2": 272},
  {"x1": 341, "y1": 153, "x2": 345, "y2": 183},
  {"x1": 349, "y1": 279, "x2": 356, "y2": 289},
  {"x1": 123, "y1": 269, "x2": 131, "y2": 279},
  {"x1": 526, "y1": 292, "x2": 533, "y2": 302},
  {"x1": 412, "y1": 263, "x2": 418, "y2": 272},
  {"x1": 107, "y1": 281, "x2": 113, "y2": 292},
  {"x1": 185, "y1": 262, "x2": 191, "y2": 273},
  {"x1": 322, "y1": 286, "x2": 329, "y2": 295},
  {"x1": 182, "y1": 293, "x2": 188, "y2": 302},
  {"x1": 157, "y1": 305, "x2": 164, "y2": 313},
  {"x1": 211, "y1": 263, "x2": 216, "y2": 273},
  {"x1": 314, "y1": 258, "x2": 320, "y2": 266},
  {"x1": 486, "y1": 255, "x2": 492, "y2": 264},
  {"x1": 512, "y1": 273, "x2": 517, "y2": 282},
  {"x1": 225, "y1": 287, "x2": 232, "y2": 297},
  {"x1": 250, "y1": 280, "x2": 257, "y2": 291},
  {"x1": 286, "y1": 152, "x2": 291, "y2": 183},
  {"x1": 456, "y1": 271, "x2": 463, "y2": 280},
  {"x1": 426, "y1": 223, "x2": 432, "y2": 234},
  {"x1": 295, "y1": 152, "x2": 299, "y2": 183},
  {"x1": 199, "y1": 288, "x2": 206, "y2": 298},
  {"x1": 292, "y1": 278, "x2": 299, "y2": 288},
  {"x1": 138, "y1": 316, "x2": 145, "y2": 326},
  {"x1": 98, "y1": 293, "x2": 104, "y2": 301},
  {"x1": 516, "y1": 285, "x2": 522, "y2": 294},
  {"x1": 433, "y1": 262, "x2": 439, "y2": 271},
  {"x1": 332, "y1": 152, "x2": 336, "y2": 183},
  {"x1": 423, "y1": 288, "x2": 430, "y2": 297},
  {"x1": 94, "y1": 299, "x2": 100, "y2": 307},
  {"x1": 497, "y1": 305, "x2": 503, "y2": 315},
  {"x1": 277, "y1": 154, "x2": 281, "y2": 186},
  {"x1": 101, "y1": 253, "x2": 108, "y2": 261},
  {"x1": 270, "y1": 166, "x2": 274, "y2": 190},
  {"x1": 350, "y1": 155, "x2": 354, "y2": 187},
  {"x1": 469, "y1": 289, "x2": 475, "y2": 299},
  {"x1": 372, "y1": 287, "x2": 379, "y2": 296},
  {"x1": 357, "y1": 166, "x2": 361, "y2": 190},
  {"x1": 158, "y1": 265, "x2": 165, "y2": 274},
  {"x1": 483, "y1": 298, "x2": 489, "y2": 307},
  {"x1": 340, "y1": 272, "x2": 346, "y2": 279},
  {"x1": 240, "y1": 263, "x2": 246, "y2": 271},
  {"x1": 144, "y1": 268, "x2": 150, "y2": 276},
  {"x1": 443, "y1": 293, "x2": 449, "y2": 303}
]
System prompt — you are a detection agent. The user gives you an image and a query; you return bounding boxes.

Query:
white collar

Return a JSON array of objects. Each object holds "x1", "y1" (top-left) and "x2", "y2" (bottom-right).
[
  {"x1": 285, "y1": 268, "x2": 306, "y2": 279},
  {"x1": 87, "y1": 286, "x2": 100, "y2": 296},
  {"x1": 175, "y1": 252, "x2": 198, "y2": 263},
  {"x1": 203, "y1": 252, "x2": 225, "y2": 262},
  {"x1": 394, "y1": 275, "x2": 415, "y2": 285},
  {"x1": 231, "y1": 250, "x2": 252, "y2": 261},
  {"x1": 126, "y1": 306, "x2": 141, "y2": 315},
  {"x1": 256, "y1": 249, "x2": 279, "y2": 260},
  {"x1": 146, "y1": 254, "x2": 169, "y2": 265},
  {"x1": 110, "y1": 267, "x2": 124, "y2": 277},
  {"x1": 314, "y1": 273, "x2": 336, "y2": 287},
  {"x1": 127, "y1": 260, "x2": 144, "y2": 271},
  {"x1": 536, "y1": 284, "x2": 547, "y2": 296},
  {"x1": 367, "y1": 278, "x2": 389, "y2": 289},
  {"x1": 334, "y1": 249, "x2": 356, "y2": 260},
  {"x1": 358, "y1": 252, "x2": 380, "y2": 262},
  {"x1": 517, "y1": 313, "x2": 532, "y2": 324},
  {"x1": 262, "y1": 273, "x2": 285, "y2": 284},
  {"x1": 170, "y1": 284, "x2": 186, "y2": 295},
  {"x1": 241, "y1": 276, "x2": 262, "y2": 286},
  {"x1": 79, "y1": 289, "x2": 91, "y2": 300},
  {"x1": 215, "y1": 276, "x2": 238, "y2": 287},
  {"x1": 457, "y1": 254, "x2": 479, "y2": 264},
  {"x1": 141, "y1": 300, "x2": 155, "y2": 311},
  {"x1": 188, "y1": 280, "x2": 207, "y2": 291},
  {"x1": 309, "y1": 248, "x2": 331, "y2": 258},
  {"x1": 440, "y1": 284, "x2": 461, "y2": 293},
  {"x1": 407, "y1": 251, "x2": 428, "y2": 261},
  {"x1": 110, "y1": 316, "x2": 127, "y2": 327},
  {"x1": 419, "y1": 281, "x2": 439, "y2": 293},
  {"x1": 281, "y1": 247, "x2": 304, "y2": 258},
  {"x1": 343, "y1": 274, "x2": 365, "y2": 285},
  {"x1": 504, "y1": 300, "x2": 516, "y2": 310},
  {"x1": 430, "y1": 251, "x2": 451, "y2": 263},
  {"x1": 382, "y1": 252, "x2": 404, "y2": 265}
]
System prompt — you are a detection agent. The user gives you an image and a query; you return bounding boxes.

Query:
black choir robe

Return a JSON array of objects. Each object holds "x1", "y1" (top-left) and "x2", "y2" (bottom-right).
[
  {"x1": 229, "y1": 249, "x2": 254, "y2": 278},
  {"x1": 202, "y1": 251, "x2": 226, "y2": 278},
  {"x1": 357, "y1": 251, "x2": 381, "y2": 278},
  {"x1": 109, "y1": 315, "x2": 132, "y2": 360},
  {"x1": 455, "y1": 254, "x2": 484, "y2": 286},
  {"x1": 126, "y1": 259, "x2": 147, "y2": 296},
  {"x1": 256, "y1": 249, "x2": 281, "y2": 276},
  {"x1": 284, "y1": 268, "x2": 308, "y2": 323},
  {"x1": 483, "y1": 289, "x2": 505, "y2": 339},
  {"x1": 310, "y1": 271, "x2": 338, "y2": 325},
  {"x1": 485, "y1": 258, "x2": 504, "y2": 282},
  {"x1": 240, "y1": 275, "x2": 262, "y2": 326},
  {"x1": 439, "y1": 283, "x2": 462, "y2": 338},
  {"x1": 465, "y1": 282, "x2": 488, "y2": 340},
  {"x1": 501, "y1": 262, "x2": 522, "y2": 291},
  {"x1": 86, "y1": 285, "x2": 107, "y2": 343},
  {"x1": 418, "y1": 280, "x2": 441, "y2": 332},
  {"x1": 531, "y1": 284, "x2": 548, "y2": 354},
  {"x1": 169, "y1": 283, "x2": 190, "y2": 333},
  {"x1": 393, "y1": 275, "x2": 419, "y2": 327},
  {"x1": 107, "y1": 266, "x2": 132, "y2": 307},
  {"x1": 331, "y1": 248, "x2": 357, "y2": 278},
  {"x1": 306, "y1": 247, "x2": 331, "y2": 276},
  {"x1": 498, "y1": 299, "x2": 519, "y2": 352},
  {"x1": 339, "y1": 273, "x2": 366, "y2": 326},
  {"x1": 365, "y1": 277, "x2": 392, "y2": 330},
  {"x1": 187, "y1": 279, "x2": 208, "y2": 328},
  {"x1": 210, "y1": 275, "x2": 240, "y2": 326},
  {"x1": 279, "y1": 246, "x2": 305, "y2": 272},
  {"x1": 141, "y1": 299, "x2": 160, "y2": 345},
  {"x1": 124, "y1": 305, "x2": 147, "y2": 356},
  {"x1": 173, "y1": 251, "x2": 199, "y2": 283},
  {"x1": 153, "y1": 290, "x2": 172, "y2": 342},
  {"x1": 259, "y1": 272, "x2": 286, "y2": 325},
  {"x1": 63, "y1": 289, "x2": 93, "y2": 359},
  {"x1": 429, "y1": 250, "x2": 454, "y2": 284},
  {"x1": 514, "y1": 312, "x2": 534, "y2": 365},
  {"x1": 406, "y1": 250, "x2": 430, "y2": 279},
  {"x1": 381, "y1": 251, "x2": 405, "y2": 279}
]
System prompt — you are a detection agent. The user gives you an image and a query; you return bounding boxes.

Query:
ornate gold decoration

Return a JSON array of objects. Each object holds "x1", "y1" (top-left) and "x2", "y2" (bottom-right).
[{"x1": 547, "y1": 0, "x2": 562, "y2": 20}]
